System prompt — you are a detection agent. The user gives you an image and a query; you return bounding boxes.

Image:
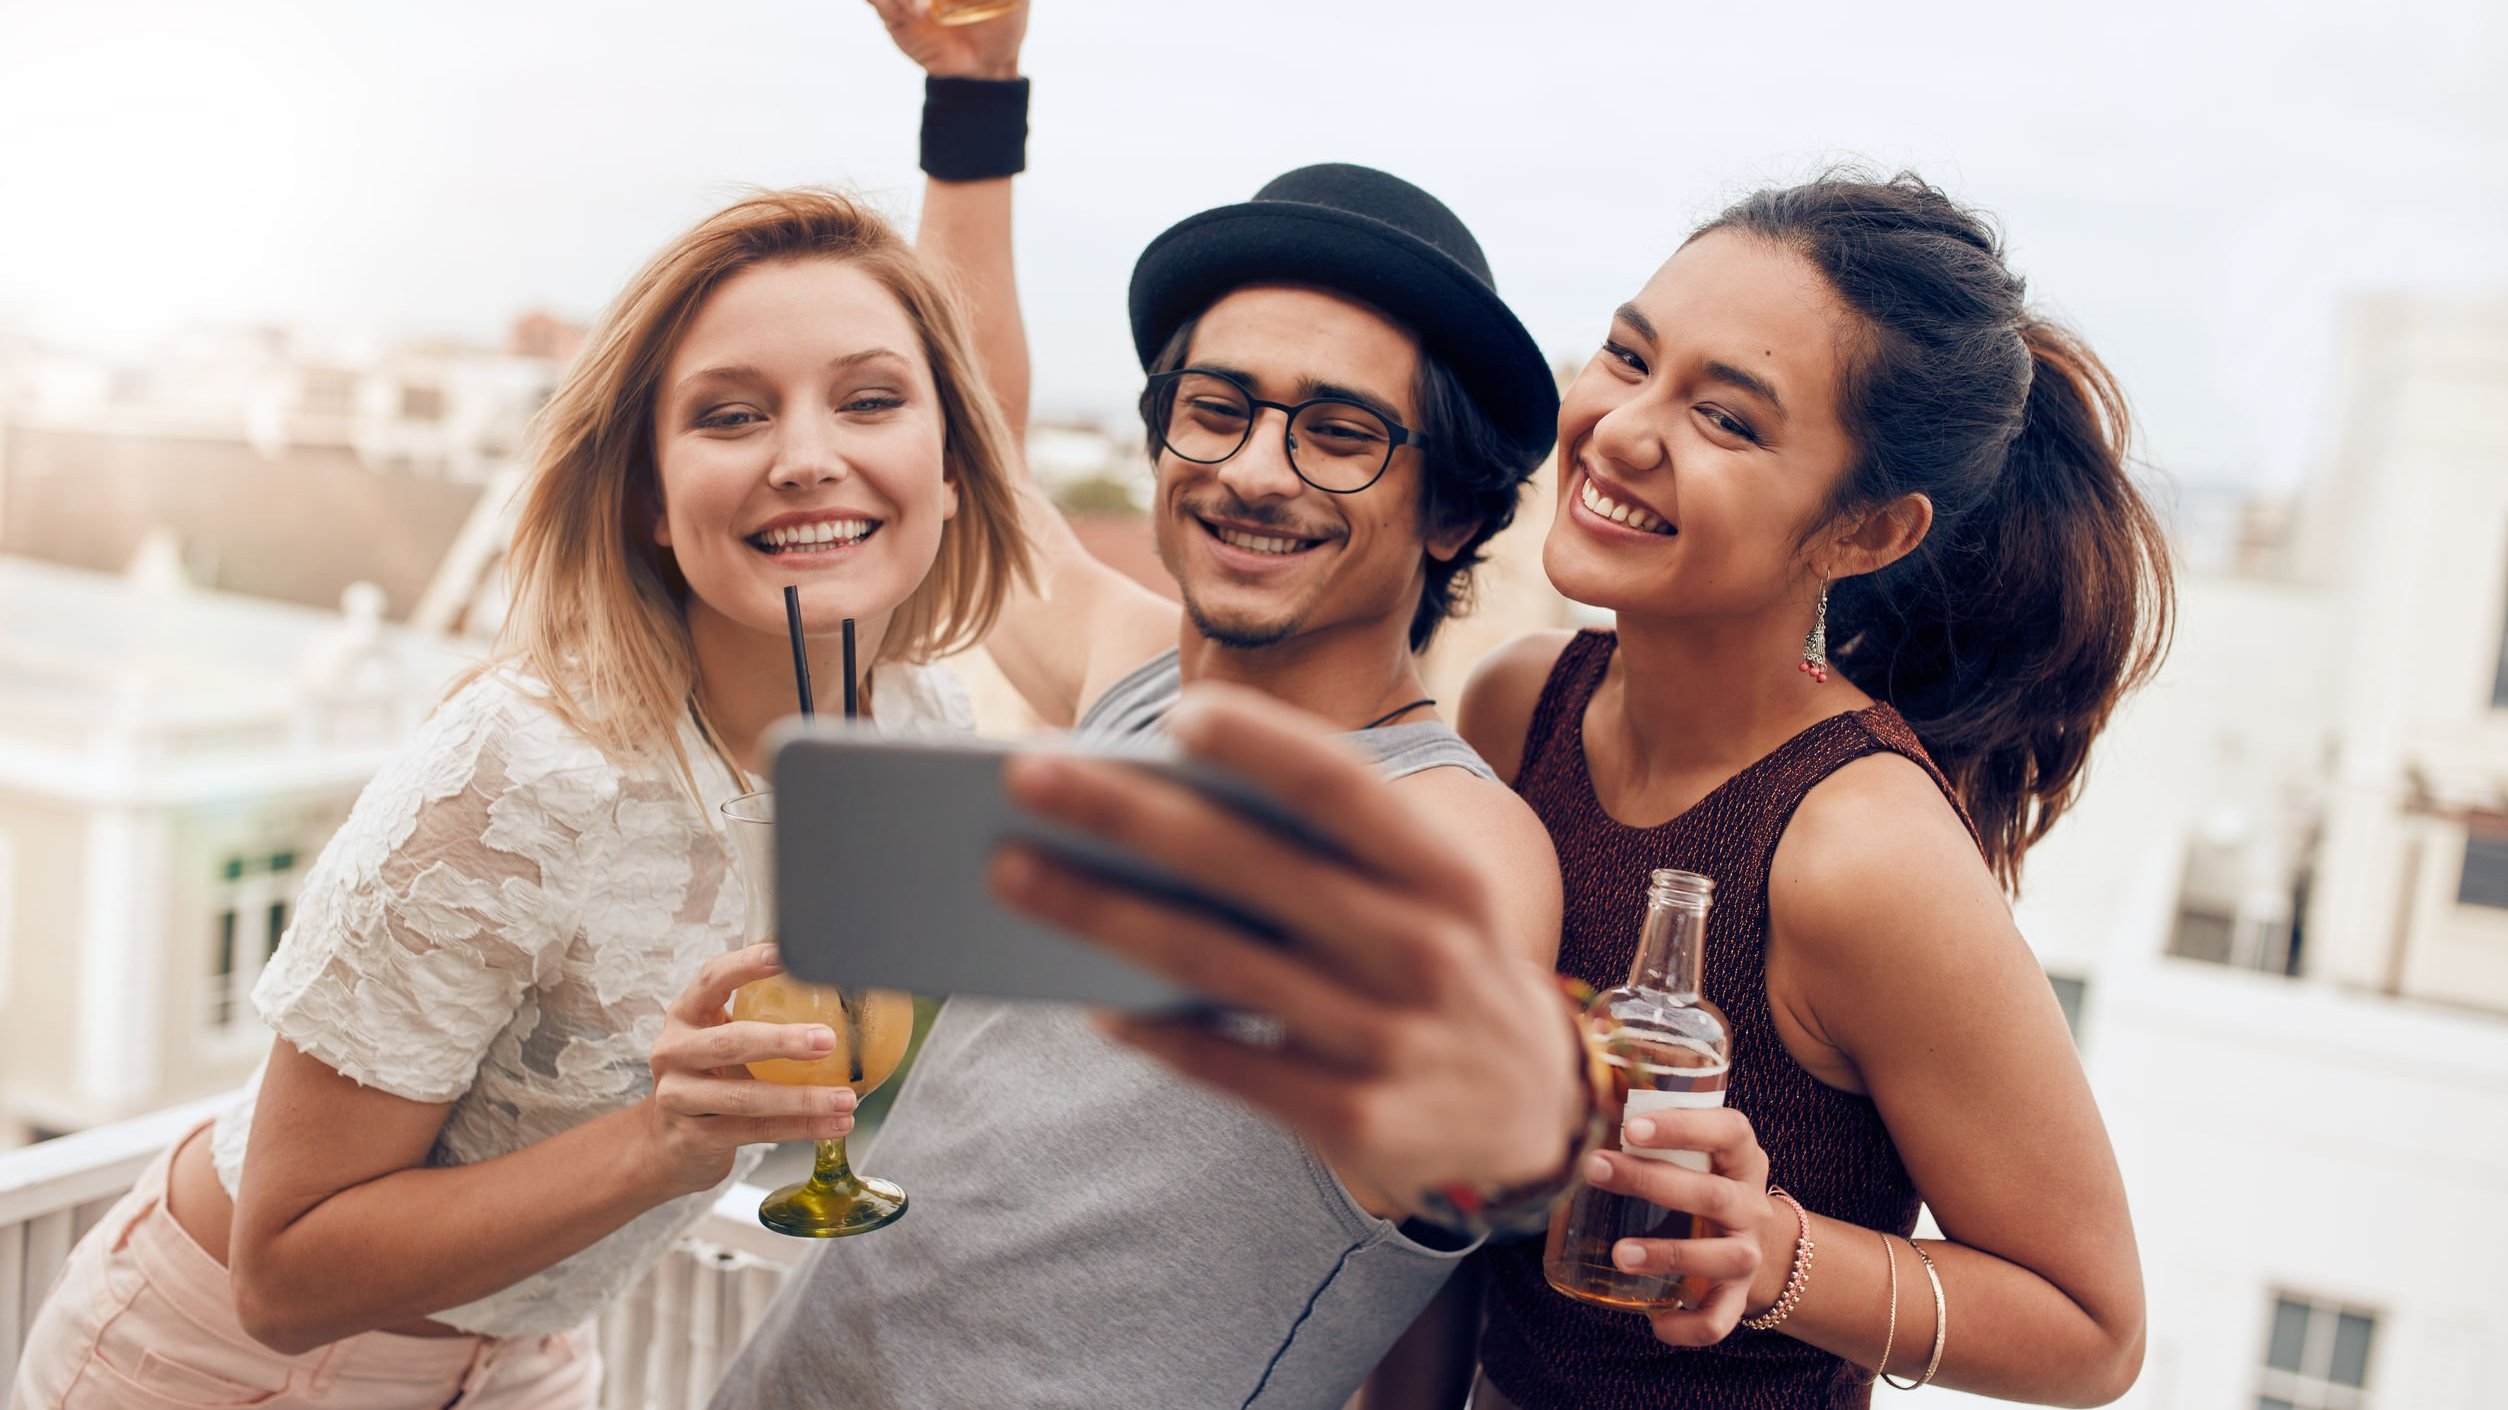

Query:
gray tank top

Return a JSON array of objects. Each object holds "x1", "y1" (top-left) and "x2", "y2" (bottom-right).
[{"x1": 712, "y1": 651, "x2": 1498, "y2": 1410}]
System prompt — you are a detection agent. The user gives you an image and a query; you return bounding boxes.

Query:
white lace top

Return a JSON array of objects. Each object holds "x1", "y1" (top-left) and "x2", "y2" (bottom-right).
[{"x1": 209, "y1": 660, "x2": 976, "y2": 1337}]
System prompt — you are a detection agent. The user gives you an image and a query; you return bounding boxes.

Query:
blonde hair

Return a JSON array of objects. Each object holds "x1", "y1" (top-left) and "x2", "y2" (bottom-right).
[{"x1": 484, "y1": 188, "x2": 1032, "y2": 768}]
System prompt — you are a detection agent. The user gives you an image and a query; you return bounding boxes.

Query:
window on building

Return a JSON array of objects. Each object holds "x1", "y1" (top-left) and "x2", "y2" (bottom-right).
[
  {"x1": 2457, "y1": 823, "x2": 2508, "y2": 910},
  {"x1": 207, "y1": 850, "x2": 304, "y2": 1034},
  {"x1": 300, "y1": 368, "x2": 358, "y2": 418},
  {"x1": 2047, "y1": 973, "x2": 2088, "y2": 1044},
  {"x1": 2492, "y1": 542, "x2": 2508, "y2": 708},
  {"x1": 2168, "y1": 833, "x2": 2303, "y2": 975},
  {"x1": 2257, "y1": 1292, "x2": 2376, "y2": 1409},
  {"x1": 0, "y1": 834, "x2": 13, "y2": 1010},
  {"x1": 2168, "y1": 903, "x2": 2238, "y2": 965}
]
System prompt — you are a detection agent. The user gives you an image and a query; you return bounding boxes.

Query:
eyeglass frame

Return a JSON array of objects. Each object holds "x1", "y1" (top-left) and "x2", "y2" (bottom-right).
[{"x1": 1142, "y1": 367, "x2": 1432, "y2": 495}]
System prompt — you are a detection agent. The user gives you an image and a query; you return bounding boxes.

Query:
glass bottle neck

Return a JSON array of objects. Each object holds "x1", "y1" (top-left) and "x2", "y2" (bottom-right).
[{"x1": 1629, "y1": 869, "x2": 1713, "y2": 1001}]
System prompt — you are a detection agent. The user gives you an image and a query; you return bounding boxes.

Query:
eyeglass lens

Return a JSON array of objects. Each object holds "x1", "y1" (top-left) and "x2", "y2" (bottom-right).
[{"x1": 1158, "y1": 371, "x2": 1395, "y2": 492}]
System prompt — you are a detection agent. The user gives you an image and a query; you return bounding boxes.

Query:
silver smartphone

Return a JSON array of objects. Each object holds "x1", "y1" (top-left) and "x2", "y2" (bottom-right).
[{"x1": 765, "y1": 720, "x2": 1332, "y2": 1011}]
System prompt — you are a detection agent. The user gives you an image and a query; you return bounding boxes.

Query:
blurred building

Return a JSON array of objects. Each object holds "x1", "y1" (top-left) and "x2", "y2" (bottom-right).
[
  {"x1": 0, "y1": 548, "x2": 469, "y2": 1147},
  {"x1": 0, "y1": 319, "x2": 555, "y2": 1148},
  {"x1": 0, "y1": 318, "x2": 567, "y2": 623},
  {"x1": 1965, "y1": 292, "x2": 2508, "y2": 1409},
  {"x1": 1419, "y1": 437, "x2": 1597, "y2": 704}
]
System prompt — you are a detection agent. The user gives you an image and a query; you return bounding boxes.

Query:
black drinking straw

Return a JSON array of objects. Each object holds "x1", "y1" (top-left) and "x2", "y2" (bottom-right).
[
  {"x1": 789, "y1": 607, "x2": 864, "y2": 1080},
  {"x1": 782, "y1": 586, "x2": 815, "y2": 720},
  {"x1": 841, "y1": 618, "x2": 858, "y2": 720}
]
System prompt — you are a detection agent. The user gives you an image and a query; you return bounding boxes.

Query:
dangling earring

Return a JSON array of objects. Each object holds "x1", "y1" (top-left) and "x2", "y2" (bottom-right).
[{"x1": 1798, "y1": 582, "x2": 1830, "y2": 684}]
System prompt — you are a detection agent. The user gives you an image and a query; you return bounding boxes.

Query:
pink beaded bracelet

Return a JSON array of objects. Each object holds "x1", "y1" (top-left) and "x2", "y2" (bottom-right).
[{"x1": 1740, "y1": 1186, "x2": 1814, "y2": 1332}]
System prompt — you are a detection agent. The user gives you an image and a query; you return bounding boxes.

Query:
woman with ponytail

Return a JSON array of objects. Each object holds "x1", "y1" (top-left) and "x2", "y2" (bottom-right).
[
  {"x1": 1445, "y1": 172, "x2": 2170, "y2": 1408},
  {"x1": 992, "y1": 169, "x2": 2166, "y2": 1410},
  {"x1": 1454, "y1": 170, "x2": 2176, "y2": 1394}
]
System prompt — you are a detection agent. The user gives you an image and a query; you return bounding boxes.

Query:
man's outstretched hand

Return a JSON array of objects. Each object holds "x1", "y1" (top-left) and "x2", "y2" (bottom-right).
[{"x1": 990, "y1": 684, "x2": 1585, "y2": 1209}]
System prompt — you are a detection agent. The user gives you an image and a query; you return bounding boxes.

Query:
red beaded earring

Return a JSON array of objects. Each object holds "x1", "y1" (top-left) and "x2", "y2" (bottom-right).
[{"x1": 1799, "y1": 582, "x2": 1830, "y2": 684}]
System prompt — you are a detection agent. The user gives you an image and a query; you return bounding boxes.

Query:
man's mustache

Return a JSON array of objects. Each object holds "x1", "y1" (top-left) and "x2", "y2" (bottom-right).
[{"x1": 1174, "y1": 492, "x2": 1343, "y2": 543}]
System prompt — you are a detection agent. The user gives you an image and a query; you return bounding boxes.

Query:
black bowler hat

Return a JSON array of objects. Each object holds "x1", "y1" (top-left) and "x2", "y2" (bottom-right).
[{"x1": 1128, "y1": 163, "x2": 1559, "y2": 471}]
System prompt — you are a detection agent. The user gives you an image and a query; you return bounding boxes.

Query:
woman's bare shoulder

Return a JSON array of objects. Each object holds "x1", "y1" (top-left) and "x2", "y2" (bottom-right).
[{"x1": 1455, "y1": 629, "x2": 1583, "y2": 786}]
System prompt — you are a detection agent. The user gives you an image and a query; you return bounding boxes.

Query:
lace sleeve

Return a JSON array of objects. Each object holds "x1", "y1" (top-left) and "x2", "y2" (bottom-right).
[{"x1": 253, "y1": 677, "x2": 617, "y2": 1103}]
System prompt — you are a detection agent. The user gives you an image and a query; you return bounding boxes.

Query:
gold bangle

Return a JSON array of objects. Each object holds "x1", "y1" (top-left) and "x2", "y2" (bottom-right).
[
  {"x1": 1873, "y1": 1227, "x2": 1899, "y2": 1381},
  {"x1": 1913, "y1": 1240, "x2": 1946, "y2": 1387},
  {"x1": 1881, "y1": 1236, "x2": 1947, "y2": 1390},
  {"x1": 1738, "y1": 1186, "x2": 1813, "y2": 1332}
]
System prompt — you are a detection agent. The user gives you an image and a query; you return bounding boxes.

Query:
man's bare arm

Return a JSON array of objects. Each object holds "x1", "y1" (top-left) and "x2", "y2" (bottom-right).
[{"x1": 872, "y1": 0, "x2": 1174, "y2": 724}]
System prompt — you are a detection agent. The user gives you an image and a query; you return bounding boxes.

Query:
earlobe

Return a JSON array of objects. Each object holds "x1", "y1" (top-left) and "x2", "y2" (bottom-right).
[{"x1": 1425, "y1": 516, "x2": 1476, "y2": 565}]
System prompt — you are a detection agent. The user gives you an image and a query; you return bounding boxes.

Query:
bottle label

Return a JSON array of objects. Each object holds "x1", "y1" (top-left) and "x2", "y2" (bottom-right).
[{"x1": 1620, "y1": 1086, "x2": 1726, "y2": 1172}]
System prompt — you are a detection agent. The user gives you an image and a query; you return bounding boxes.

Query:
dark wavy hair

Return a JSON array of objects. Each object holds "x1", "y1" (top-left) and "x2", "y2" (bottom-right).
[
  {"x1": 1138, "y1": 317, "x2": 1530, "y2": 651},
  {"x1": 1700, "y1": 172, "x2": 2175, "y2": 889}
]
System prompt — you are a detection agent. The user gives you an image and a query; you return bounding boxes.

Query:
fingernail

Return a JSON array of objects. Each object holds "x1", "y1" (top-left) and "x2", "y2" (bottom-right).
[
  {"x1": 827, "y1": 1088, "x2": 858, "y2": 1112},
  {"x1": 1614, "y1": 1240, "x2": 1646, "y2": 1270},
  {"x1": 1627, "y1": 1116, "x2": 1656, "y2": 1143},
  {"x1": 1004, "y1": 755, "x2": 1063, "y2": 797},
  {"x1": 807, "y1": 1026, "x2": 836, "y2": 1053},
  {"x1": 990, "y1": 847, "x2": 1036, "y2": 900},
  {"x1": 821, "y1": 1117, "x2": 853, "y2": 1138},
  {"x1": 1584, "y1": 1153, "x2": 1613, "y2": 1184},
  {"x1": 758, "y1": 943, "x2": 782, "y2": 968}
]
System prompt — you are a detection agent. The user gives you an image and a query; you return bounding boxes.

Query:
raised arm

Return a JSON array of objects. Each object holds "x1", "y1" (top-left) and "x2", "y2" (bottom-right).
[
  {"x1": 870, "y1": 0, "x2": 1030, "y2": 434},
  {"x1": 868, "y1": 0, "x2": 1175, "y2": 725}
]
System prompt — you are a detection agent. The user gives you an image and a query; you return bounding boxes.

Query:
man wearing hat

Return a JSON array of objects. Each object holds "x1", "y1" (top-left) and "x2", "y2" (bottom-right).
[{"x1": 709, "y1": 7, "x2": 1576, "y2": 1405}]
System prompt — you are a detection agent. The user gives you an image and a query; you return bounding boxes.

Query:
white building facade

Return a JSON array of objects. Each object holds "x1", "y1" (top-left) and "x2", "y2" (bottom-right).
[
  {"x1": 1903, "y1": 293, "x2": 2508, "y2": 1409},
  {"x1": 0, "y1": 554, "x2": 468, "y2": 1147}
]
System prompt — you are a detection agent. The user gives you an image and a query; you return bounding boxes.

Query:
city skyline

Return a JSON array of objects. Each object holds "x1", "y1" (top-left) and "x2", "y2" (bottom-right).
[{"x1": 2, "y1": 0, "x2": 2503, "y2": 498}]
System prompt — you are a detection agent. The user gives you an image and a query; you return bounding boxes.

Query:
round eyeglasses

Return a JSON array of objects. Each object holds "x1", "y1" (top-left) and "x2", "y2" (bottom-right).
[{"x1": 1144, "y1": 369, "x2": 1429, "y2": 495}]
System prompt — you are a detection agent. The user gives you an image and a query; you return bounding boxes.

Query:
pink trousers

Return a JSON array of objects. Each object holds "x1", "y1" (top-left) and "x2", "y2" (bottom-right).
[{"x1": 8, "y1": 1128, "x2": 601, "y2": 1410}]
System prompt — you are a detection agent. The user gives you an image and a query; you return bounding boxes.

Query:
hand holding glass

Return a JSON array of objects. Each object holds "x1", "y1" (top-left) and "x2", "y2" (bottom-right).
[{"x1": 722, "y1": 791, "x2": 914, "y2": 1237}]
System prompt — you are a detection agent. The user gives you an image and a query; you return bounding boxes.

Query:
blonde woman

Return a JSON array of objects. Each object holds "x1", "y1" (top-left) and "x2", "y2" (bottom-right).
[{"x1": 10, "y1": 188, "x2": 1030, "y2": 1410}]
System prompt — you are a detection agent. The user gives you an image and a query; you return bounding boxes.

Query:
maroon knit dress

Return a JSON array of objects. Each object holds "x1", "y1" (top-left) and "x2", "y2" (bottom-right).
[{"x1": 1479, "y1": 630, "x2": 1975, "y2": 1410}]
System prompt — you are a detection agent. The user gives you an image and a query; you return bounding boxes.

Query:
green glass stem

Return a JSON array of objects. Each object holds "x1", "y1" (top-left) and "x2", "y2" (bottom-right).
[
  {"x1": 811, "y1": 1136, "x2": 860, "y2": 1193},
  {"x1": 756, "y1": 1132, "x2": 908, "y2": 1239}
]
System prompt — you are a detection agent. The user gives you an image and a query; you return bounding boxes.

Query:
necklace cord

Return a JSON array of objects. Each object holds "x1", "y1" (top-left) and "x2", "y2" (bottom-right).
[{"x1": 1359, "y1": 697, "x2": 1438, "y2": 731}]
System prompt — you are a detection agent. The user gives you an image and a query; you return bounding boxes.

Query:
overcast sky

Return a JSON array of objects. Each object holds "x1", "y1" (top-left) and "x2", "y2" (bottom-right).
[{"x1": 2, "y1": 0, "x2": 2501, "y2": 494}]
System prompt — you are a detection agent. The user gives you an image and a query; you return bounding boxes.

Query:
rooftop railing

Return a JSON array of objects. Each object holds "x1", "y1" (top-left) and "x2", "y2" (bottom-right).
[{"x1": 0, "y1": 1097, "x2": 799, "y2": 1410}]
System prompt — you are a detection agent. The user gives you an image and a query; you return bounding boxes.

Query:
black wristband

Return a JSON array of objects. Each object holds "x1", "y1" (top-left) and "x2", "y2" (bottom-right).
[{"x1": 920, "y1": 75, "x2": 1029, "y2": 182}]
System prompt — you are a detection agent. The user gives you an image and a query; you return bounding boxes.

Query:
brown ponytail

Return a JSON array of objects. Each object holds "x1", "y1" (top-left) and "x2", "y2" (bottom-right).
[{"x1": 1703, "y1": 174, "x2": 2175, "y2": 890}]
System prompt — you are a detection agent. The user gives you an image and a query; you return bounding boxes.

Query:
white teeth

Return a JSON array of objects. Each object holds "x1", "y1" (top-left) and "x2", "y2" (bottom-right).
[
  {"x1": 1215, "y1": 527, "x2": 1309, "y2": 556},
  {"x1": 756, "y1": 518, "x2": 872, "y2": 549},
  {"x1": 1579, "y1": 475, "x2": 1672, "y2": 535}
]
